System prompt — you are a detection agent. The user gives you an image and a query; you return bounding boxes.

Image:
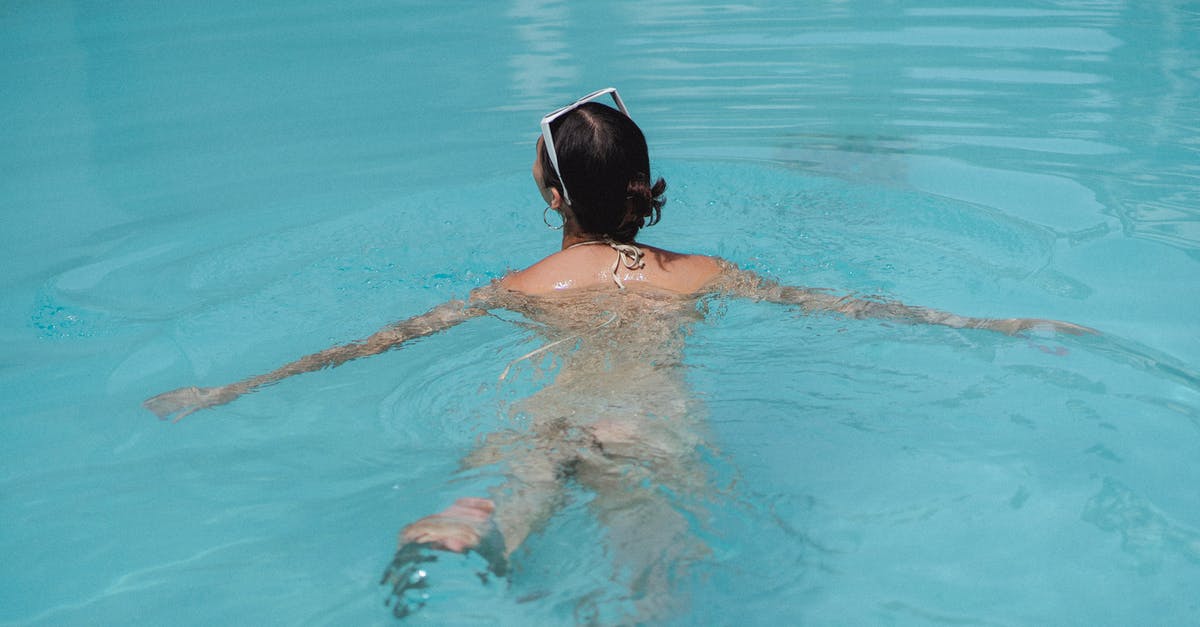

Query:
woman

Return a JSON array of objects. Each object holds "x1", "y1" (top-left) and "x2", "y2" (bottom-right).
[{"x1": 145, "y1": 87, "x2": 1092, "y2": 619}]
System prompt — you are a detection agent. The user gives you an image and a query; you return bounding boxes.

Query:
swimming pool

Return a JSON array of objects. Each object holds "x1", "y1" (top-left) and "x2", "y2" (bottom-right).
[{"x1": 3, "y1": 1, "x2": 1198, "y2": 624}]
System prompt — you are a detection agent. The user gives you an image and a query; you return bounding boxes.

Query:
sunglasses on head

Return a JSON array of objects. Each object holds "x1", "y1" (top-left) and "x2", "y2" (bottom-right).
[{"x1": 540, "y1": 87, "x2": 631, "y2": 206}]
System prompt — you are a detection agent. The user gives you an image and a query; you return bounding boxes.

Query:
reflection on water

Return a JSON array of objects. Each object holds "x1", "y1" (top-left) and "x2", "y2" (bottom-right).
[
  {"x1": 628, "y1": 1, "x2": 1199, "y2": 259},
  {"x1": 506, "y1": 0, "x2": 576, "y2": 107}
]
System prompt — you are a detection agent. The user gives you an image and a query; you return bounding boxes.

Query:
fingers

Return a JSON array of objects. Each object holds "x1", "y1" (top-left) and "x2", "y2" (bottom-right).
[
  {"x1": 143, "y1": 386, "x2": 214, "y2": 422},
  {"x1": 143, "y1": 399, "x2": 166, "y2": 419},
  {"x1": 1028, "y1": 320, "x2": 1100, "y2": 336},
  {"x1": 172, "y1": 406, "x2": 199, "y2": 423},
  {"x1": 144, "y1": 397, "x2": 181, "y2": 420},
  {"x1": 990, "y1": 318, "x2": 1098, "y2": 337},
  {"x1": 983, "y1": 319, "x2": 1021, "y2": 335}
]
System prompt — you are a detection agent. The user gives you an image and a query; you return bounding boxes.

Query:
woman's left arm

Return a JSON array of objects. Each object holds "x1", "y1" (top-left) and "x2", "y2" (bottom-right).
[{"x1": 710, "y1": 262, "x2": 1097, "y2": 336}]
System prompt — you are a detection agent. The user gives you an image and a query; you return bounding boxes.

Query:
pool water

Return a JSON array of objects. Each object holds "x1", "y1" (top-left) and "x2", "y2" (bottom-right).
[{"x1": 3, "y1": 1, "x2": 1199, "y2": 624}]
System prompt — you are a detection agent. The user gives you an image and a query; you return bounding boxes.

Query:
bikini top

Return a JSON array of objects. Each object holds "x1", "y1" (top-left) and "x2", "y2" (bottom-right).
[{"x1": 566, "y1": 238, "x2": 645, "y2": 289}]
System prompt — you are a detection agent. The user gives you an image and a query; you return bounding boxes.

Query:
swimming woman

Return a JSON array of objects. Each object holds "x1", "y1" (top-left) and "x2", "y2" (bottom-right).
[{"x1": 144, "y1": 87, "x2": 1093, "y2": 620}]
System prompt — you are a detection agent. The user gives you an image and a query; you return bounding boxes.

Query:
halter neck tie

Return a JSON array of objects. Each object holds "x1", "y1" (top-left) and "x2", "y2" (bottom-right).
[{"x1": 566, "y1": 238, "x2": 645, "y2": 289}]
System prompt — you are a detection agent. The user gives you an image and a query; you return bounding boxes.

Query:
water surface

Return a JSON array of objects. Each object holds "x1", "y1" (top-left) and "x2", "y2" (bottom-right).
[{"x1": 2, "y1": 1, "x2": 1198, "y2": 624}]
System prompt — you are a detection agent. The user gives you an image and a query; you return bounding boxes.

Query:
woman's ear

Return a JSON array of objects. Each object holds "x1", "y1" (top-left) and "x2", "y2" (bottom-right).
[
  {"x1": 548, "y1": 186, "x2": 565, "y2": 209},
  {"x1": 541, "y1": 184, "x2": 564, "y2": 209}
]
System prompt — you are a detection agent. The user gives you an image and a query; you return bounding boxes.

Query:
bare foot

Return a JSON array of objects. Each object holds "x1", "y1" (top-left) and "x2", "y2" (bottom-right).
[{"x1": 400, "y1": 497, "x2": 495, "y2": 553}]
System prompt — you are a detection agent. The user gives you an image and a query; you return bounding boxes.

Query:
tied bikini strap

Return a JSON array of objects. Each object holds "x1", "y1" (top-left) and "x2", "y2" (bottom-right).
[
  {"x1": 606, "y1": 240, "x2": 644, "y2": 289},
  {"x1": 567, "y1": 238, "x2": 645, "y2": 289}
]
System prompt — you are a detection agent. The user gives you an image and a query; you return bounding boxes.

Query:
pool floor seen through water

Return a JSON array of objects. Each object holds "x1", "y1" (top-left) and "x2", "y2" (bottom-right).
[{"x1": 2, "y1": 1, "x2": 1199, "y2": 625}]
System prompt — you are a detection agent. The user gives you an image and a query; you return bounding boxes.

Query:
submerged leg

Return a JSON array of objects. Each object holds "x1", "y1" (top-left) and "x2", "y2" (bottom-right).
[
  {"x1": 381, "y1": 436, "x2": 566, "y2": 618},
  {"x1": 457, "y1": 425, "x2": 578, "y2": 557},
  {"x1": 395, "y1": 421, "x2": 585, "y2": 557},
  {"x1": 381, "y1": 497, "x2": 509, "y2": 618},
  {"x1": 574, "y1": 417, "x2": 714, "y2": 622}
]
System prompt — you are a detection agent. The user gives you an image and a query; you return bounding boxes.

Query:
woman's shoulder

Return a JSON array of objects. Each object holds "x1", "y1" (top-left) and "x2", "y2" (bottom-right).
[
  {"x1": 500, "y1": 246, "x2": 728, "y2": 296},
  {"x1": 641, "y1": 246, "x2": 726, "y2": 293},
  {"x1": 497, "y1": 253, "x2": 576, "y2": 293}
]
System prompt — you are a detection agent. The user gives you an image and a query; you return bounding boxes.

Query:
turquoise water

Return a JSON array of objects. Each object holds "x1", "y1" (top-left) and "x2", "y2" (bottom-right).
[{"x1": 3, "y1": 1, "x2": 1199, "y2": 624}]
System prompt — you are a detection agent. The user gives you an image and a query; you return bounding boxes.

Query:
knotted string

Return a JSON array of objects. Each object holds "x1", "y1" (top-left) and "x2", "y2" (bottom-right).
[{"x1": 566, "y1": 238, "x2": 645, "y2": 289}]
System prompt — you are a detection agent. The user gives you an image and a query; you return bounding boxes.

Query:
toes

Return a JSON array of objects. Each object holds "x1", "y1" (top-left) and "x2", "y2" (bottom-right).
[
  {"x1": 399, "y1": 516, "x2": 482, "y2": 552},
  {"x1": 453, "y1": 497, "x2": 495, "y2": 514},
  {"x1": 444, "y1": 499, "x2": 494, "y2": 522},
  {"x1": 436, "y1": 537, "x2": 470, "y2": 553},
  {"x1": 398, "y1": 498, "x2": 494, "y2": 551},
  {"x1": 399, "y1": 528, "x2": 426, "y2": 545}
]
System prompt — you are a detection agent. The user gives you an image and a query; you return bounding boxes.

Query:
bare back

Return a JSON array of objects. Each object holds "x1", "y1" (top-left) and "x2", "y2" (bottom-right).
[
  {"x1": 499, "y1": 244, "x2": 724, "y2": 296},
  {"x1": 484, "y1": 245, "x2": 725, "y2": 424}
]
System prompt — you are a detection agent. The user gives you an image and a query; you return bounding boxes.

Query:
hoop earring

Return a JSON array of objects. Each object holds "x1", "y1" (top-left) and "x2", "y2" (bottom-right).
[{"x1": 543, "y1": 206, "x2": 564, "y2": 230}]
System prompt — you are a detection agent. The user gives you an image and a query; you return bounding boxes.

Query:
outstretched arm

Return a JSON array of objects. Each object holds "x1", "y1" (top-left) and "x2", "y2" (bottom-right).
[
  {"x1": 711, "y1": 262, "x2": 1096, "y2": 335},
  {"x1": 144, "y1": 298, "x2": 487, "y2": 422}
]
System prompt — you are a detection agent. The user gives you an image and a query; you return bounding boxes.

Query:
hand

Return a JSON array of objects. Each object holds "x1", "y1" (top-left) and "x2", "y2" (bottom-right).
[
  {"x1": 143, "y1": 385, "x2": 238, "y2": 422},
  {"x1": 983, "y1": 318, "x2": 1098, "y2": 336}
]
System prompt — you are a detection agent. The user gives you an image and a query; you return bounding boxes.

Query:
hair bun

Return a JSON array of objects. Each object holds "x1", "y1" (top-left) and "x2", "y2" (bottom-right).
[{"x1": 624, "y1": 173, "x2": 665, "y2": 230}]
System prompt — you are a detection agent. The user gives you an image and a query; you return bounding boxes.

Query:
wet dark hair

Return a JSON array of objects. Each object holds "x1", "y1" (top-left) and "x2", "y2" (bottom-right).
[{"x1": 539, "y1": 102, "x2": 666, "y2": 243}]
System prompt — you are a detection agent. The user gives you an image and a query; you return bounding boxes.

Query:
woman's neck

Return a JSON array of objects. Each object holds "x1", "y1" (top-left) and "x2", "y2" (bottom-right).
[
  {"x1": 562, "y1": 235, "x2": 600, "y2": 249},
  {"x1": 558, "y1": 215, "x2": 633, "y2": 249},
  {"x1": 560, "y1": 224, "x2": 607, "y2": 250}
]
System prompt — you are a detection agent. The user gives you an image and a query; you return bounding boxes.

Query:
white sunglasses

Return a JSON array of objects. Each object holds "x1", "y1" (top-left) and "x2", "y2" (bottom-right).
[{"x1": 539, "y1": 87, "x2": 631, "y2": 206}]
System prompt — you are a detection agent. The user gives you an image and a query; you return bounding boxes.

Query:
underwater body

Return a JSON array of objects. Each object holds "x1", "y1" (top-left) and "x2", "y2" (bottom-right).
[{"x1": 3, "y1": 1, "x2": 1200, "y2": 624}]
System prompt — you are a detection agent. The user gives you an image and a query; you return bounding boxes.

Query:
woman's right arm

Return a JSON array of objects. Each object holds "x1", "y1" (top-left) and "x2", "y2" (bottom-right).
[
  {"x1": 144, "y1": 295, "x2": 490, "y2": 422},
  {"x1": 710, "y1": 262, "x2": 1096, "y2": 336}
]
